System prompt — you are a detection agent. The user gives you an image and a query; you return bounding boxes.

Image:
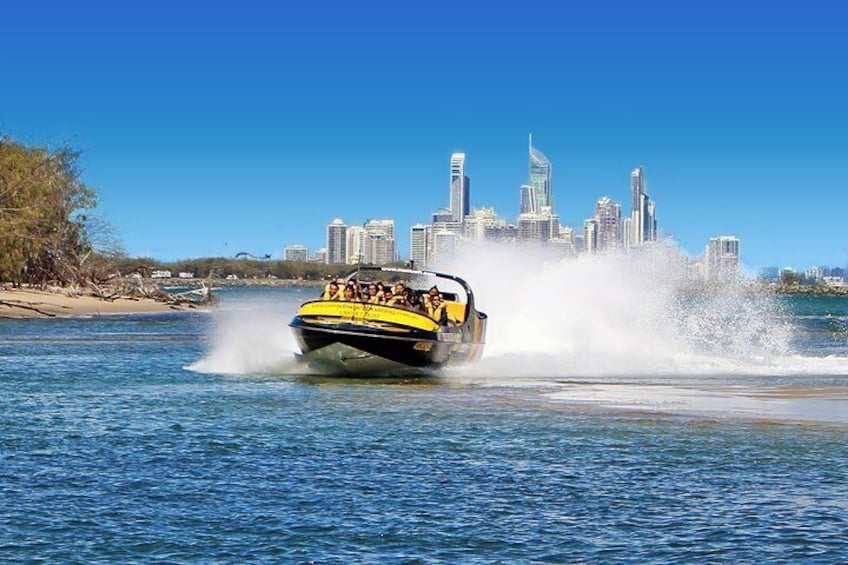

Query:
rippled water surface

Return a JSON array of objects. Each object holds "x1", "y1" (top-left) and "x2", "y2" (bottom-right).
[{"x1": 2, "y1": 290, "x2": 847, "y2": 563}]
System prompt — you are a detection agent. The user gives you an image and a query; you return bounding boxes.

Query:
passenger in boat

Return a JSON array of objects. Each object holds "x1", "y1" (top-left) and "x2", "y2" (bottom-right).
[
  {"x1": 426, "y1": 293, "x2": 448, "y2": 325},
  {"x1": 423, "y1": 285, "x2": 441, "y2": 307},
  {"x1": 406, "y1": 289, "x2": 425, "y2": 312},
  {"x1": 373, "y1": 282, "x2": 385, "y2": 303},
  {"x1": 341, "y1": 285, "x2": 356, "y2": 301},
  {"x1": 322, "y1": 281, "x2": 342, "y2": 300},
  {"x1": 381, "y1": 288, "x2": 393, "y2": 304},
  {"x1": 359, "y1": 289, "x2": 371, "y2": 303},
  {"x1": 386, "y1": 283, "x2": 407, "y2": 307},
  {"x1": 366, "y1": 284, "x2": 380, "y2": 303},
  {"x1": 348, "y1": 280, "x2": 365, "y2": 299}
]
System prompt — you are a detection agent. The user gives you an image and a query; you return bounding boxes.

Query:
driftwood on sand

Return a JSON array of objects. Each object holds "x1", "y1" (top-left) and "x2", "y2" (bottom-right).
[
  {"x1": 82, "y1": 274, "x2": 216, "y2": 307},
  {"x1": 0, "y1": 274, "x2": 216, "y2": 319}
]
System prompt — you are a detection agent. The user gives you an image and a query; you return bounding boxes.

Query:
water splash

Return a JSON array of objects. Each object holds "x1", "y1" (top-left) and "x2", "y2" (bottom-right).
[
  {"x1": 187, "y1": 293, "x2": 306, "y2": 375},
  {"x1": 435, "y1": 241, "x2": 838, "y2": 379}
]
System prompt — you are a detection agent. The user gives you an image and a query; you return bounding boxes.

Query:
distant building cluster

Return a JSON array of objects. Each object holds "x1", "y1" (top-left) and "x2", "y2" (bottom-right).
[
  {"x1": 760, "y1": 265, "x2": 846, "y2": 286},
  {"x1": 281, "y1": 134, "x2": 750, "y2": 282},
  {"x1": 283, "y1": 218, "x2": 398, "y2": 266},
  {"x1": 409, "y1": 136, "x2": 662, "y2": 268}
]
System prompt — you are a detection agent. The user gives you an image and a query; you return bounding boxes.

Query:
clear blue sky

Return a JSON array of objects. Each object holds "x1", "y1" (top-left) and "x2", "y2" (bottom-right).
[{"x1": 2, "y1": 0, "x2": 846, "y2": 270}]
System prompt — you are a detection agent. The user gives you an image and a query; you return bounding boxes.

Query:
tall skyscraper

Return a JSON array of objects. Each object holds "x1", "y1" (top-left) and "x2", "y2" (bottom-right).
[
  {"x1": 646, "y1": 200, "x2": 657, "y2": 241},
  {"x1": 345, "y1": 225, "x2": 367, "y2": 264},
  {"x1": 621, "y1": 217, "x2": 634, "y2": 249},
  {"x1": 630, "y1": 166, "x2": 657, "y2": 245},
  {"x1": 449, "y1": 152, "x2": 470, "y2": 224},
  {"x1": 594, "y1": 197, "x2": 622, "y2": 252},
  {"x1": 529, "y1": 134, "x2": 553, "y2": 212},
  {"x1": 519, "y1": 184, "x2": 537, "y2": 214},
  {"x1": 410, "y1": 224, "x2": 429, "y2": 268},
  {"x1": 705, "y1": 236, "x2": 740, "y2": 282},
  {"x1": 326, "y1": 218, "x2": 347, "y2": 264},
  {"x1": 583, "y1": 219, "x2": 598, "y2": 255}
]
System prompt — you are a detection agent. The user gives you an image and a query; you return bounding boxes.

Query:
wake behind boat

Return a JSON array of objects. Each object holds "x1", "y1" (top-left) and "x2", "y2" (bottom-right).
[{"x1": 289, "y1": 266, "x2": 487, "y2": 376}]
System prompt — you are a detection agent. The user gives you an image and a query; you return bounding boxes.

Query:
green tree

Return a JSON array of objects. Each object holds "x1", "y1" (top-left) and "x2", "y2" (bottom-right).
[{"x1": 0, "y1": 136, "x2": 97, "y2": 285}]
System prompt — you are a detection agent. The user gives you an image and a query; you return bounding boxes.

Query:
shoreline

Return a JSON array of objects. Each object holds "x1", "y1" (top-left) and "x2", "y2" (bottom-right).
[
  {"x1": 0, "y1": 288, "x2": 196, "y2": 319},
  {"x1": 168, "y1": 277, "x2": 848, "y2": 295},
  {"x1": 155, "y1": 277, "x2": 324, "y2": 288},
  {"x1": 771, "y1": 283, "x2": 848, "y2": 296}
]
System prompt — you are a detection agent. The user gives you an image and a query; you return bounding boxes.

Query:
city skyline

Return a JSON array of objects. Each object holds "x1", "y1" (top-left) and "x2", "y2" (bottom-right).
[
  {"x1": 2, "y1": 0, "x2": 846, "y2": 270},
  {"x1": 300, "y1": 148, "x2": 754, "y2": 284},
  {"x1": 277, "y1": 140, "x2": 845, "y2": 274}
]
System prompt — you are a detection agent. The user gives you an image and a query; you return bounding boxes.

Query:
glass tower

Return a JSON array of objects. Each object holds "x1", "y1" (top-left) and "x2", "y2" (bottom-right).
[
  {"x1": 529, "y1": 135, "x2": 553, "y2": 212},
  {"x1": 450, "y1": 152, "x2": 470, "y2": 224}
]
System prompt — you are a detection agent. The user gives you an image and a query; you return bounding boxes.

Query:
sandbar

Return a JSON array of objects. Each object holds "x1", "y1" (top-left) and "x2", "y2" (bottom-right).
[{"x1": 0, "y1": 288, "x2": 192, "y2": 319}]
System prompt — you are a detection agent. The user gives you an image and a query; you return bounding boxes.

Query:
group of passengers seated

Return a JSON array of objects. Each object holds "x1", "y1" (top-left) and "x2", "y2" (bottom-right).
[{"x1": 321, "y1": 279, "x2": 451, "y2": 325}]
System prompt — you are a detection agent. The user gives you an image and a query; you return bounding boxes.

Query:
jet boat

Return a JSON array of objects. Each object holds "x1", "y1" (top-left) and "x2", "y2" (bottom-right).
[{"x1": 289, "y1": 267, "x2": 487, "y2": 376}]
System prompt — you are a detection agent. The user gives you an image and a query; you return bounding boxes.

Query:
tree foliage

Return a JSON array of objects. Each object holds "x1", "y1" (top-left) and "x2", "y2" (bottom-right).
[
  {"x1": 111, "y1": 256, "x2": 357, "y2": 281},
  {"x1": 0, "y1": 136, "x2": 97, "y2": 285}
]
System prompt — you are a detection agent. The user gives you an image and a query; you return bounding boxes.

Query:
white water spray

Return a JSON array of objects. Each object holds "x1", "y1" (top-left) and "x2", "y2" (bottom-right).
[
  {"x1": 188, "y1": 291, "x2": 306, "y2": 375},
  {"x1": 436, "y1": 241, "x2": 845, "y2": 379}
]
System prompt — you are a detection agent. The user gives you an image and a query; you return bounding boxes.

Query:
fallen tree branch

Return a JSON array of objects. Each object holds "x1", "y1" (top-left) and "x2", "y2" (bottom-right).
[{"x1": 0, "y1": 299, "x2": 65, "y2": 317}]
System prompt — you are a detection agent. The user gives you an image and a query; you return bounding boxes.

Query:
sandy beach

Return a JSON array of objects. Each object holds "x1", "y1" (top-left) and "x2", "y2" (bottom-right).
[{"x1": 0, "y1": 288, "x2": 192, "y2": 319}]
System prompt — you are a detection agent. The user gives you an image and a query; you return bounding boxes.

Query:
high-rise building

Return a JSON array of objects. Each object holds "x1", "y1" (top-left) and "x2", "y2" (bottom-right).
[
  {"x1": 646, "y1": 201, "x2": 657, "y2": 241},
  {"x1": 519, "y1": 184, "x2": 537, "y2": 214},
  {"x1": 432, "y1": 229, "x2": 459, "y2": 266},
  {"x1": 365, "y1": 232, "x2": 396, "y2": 266},
  {"x1": 364, "y1": 218, "x2": 395, "y2": 241},
  {"x1": 284, "y1": 245, "x2": 308, "y2": 262},
  {"x1": 529, "y1": 134, "x2": 553, "y2": 212},
  {"x1": 326, "y1": 218, "x2": 347, "y2": 264},
  {"x1": 517, "y1": 204, "x2": 559, "y2": 243},
  {"x1": 705, "y1": 236, "x2": 740, "y2": 282},
  {"x1": 431, "y1": 200, "x2": 462, "y2": 254},
  {"x1": 463, "y1": 207, "x2": 505, "y2": 242},
  {"x1": 621, "y1": 217, "x2": 634, "y2": 249},
  {"x1": 583, "y1": 219, "x2": 598, "y2": 255},
  {"x1": 345, "y1": 225, "x2": 367, "y2": 265},
  {"x1": 432, "y1": 207, "x2": 453, "y2": 223},
  {"x1": 594, "y1": 197, "x2": 622, "y2": 252},
  {"x1": 516, "y1": 214, "x2": 541, "y2": 242},
  {"x1": 410, "y1": 224, "x2": 429, "y2": 268},
  {"x1": 630, "y1": 166, "x2": 657, "y2": 245},
  {"x1": 363, "y1": 219, "x2": 396, "y2": 265},
  {"x1": 549, "y1": 224, "x2": 576, "y2": 257},
  {"x1": 449, "y1": 152, "x2": 470, "y2": 224}
]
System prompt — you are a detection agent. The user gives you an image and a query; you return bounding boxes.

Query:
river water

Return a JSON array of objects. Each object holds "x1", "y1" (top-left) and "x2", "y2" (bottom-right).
[{"x1": 2, "y1": 287, "x2": 847, "y2": 563}]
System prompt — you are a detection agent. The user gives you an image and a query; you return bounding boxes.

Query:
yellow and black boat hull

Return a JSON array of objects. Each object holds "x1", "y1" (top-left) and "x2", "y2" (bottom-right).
[{"x1": 289, "y1": 300, "x2": 485, "y2": 376}]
